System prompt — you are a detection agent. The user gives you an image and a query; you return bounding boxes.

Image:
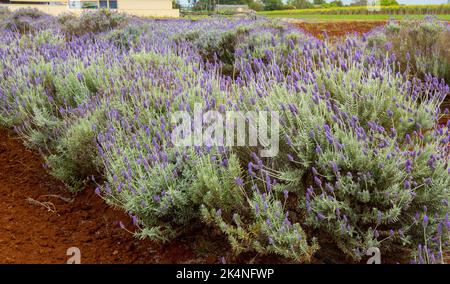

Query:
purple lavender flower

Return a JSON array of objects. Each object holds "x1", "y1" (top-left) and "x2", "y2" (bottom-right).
[
  {"x1": 405, "y1": 134, "x2": 411, "y2": 144},
  {"x1": 329, "y1": 161, "x2": 339, "y2": 174},
  {"x1": 314, "y1": 176, "x2": 322, "y2": 187},
  {"x1": 405, "y1": 159, "x2": 412, "y2": 174},
  {"x1": 404, "y1": 179, "x2": 411, "y2": 189},
  {"x1": 248, "y1": 162, "x2": 256, "y2": 176},
  {"x1": 315, "y1": 144, "x2": 322, "y2": 154},
  {"x1": 285, "y1": 135, "x2": 293, "y2": 146},
  {"x1": 265, "y1": 173, "x2": 271, "y2": 192},
  {"x1": 317, "y1": 213, "x2": 326, "y2": 221},
  {"x1": 325, "y1": 183, "x2": 334, "y2": 192},
  {"x1": 220, "y1": 257, "x2": 226, "y2": 264},
  {"x1": 422, "y1": 215, "x2": 429, "y2": 227},
  {"x1": 287, "y1": 153, "x2": 294, "y2": 162},
  {"x1": 132, "y1": 216, "x2": 138, "y2": 226}
]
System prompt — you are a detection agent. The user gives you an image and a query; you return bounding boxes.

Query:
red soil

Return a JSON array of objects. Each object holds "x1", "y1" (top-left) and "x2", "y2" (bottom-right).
[
  {"x1": 0, "y1": 129, "x2": 211, "y2": 264},
  {"x1": 295, "y1": 21, "x2": 387, "y2": 38}
]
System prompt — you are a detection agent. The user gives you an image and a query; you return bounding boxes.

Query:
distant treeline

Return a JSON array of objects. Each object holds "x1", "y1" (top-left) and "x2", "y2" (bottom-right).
[
  {"x1": 178, "y1": 0, "x2": 408, "y2": 11},
  {"x1": 260, "y1": 4, "x2": 450, "y2": 15},
  {"x1": 178, "y1": 1, "x2": 450, "y2": 13}
]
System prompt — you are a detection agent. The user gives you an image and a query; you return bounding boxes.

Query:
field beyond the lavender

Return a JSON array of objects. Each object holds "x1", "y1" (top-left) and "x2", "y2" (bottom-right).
[{"x1": 0, "y1": 8, "x2": 449, "y2": 264}]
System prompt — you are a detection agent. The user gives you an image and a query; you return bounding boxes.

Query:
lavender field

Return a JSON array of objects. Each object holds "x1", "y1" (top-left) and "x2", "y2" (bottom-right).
[{"x1": 0, "y1": 8, "x2": 449, "y2": 264}]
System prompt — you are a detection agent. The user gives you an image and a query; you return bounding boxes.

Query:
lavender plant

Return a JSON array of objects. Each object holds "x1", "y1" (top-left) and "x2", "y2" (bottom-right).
[
  {"x1": 366, "y1": 17, "x2": 450, "y2": 84},
  {"x1": 58, "y1": 9, "x2": 129, "y2": 37},
  {"x1": 0, "y1": 12, "x2": 448, "y2": 263},
  {"x1": 0, "y1": 8, "x2": 56, "y2": 34},
  {"x1": 0, "y1": 6, "x2": 9, "y2": 17}
]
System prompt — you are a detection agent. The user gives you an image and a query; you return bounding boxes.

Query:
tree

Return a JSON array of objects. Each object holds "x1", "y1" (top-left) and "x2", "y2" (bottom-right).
[
  {"x1": 189, "y1": 0, "x2": 262, "y2": 11},
  {"x1": 313, "y1": 0, "x2": 325, "y2": 5},
  {"x1": 262, "y1": 0, "x2": 284, "y2": 10},
  {"x1": 330, "y1": 0, "x2": 343, "y2": 7},
  {"x1": 172, "y1": 0, "x2": 181, "y2": 9},
  {"x1": 288, "y1": 0, "x2": 314, "y2": 9},
  {"x1": 380, "y1": 0, "x2": 398, "y2": 6},
  {"x1": 320, "y1": 0, "x2": 344, "y2": 8},
  {"x1": 247, "y1": 0, "x2": 264, "y2": 11}
]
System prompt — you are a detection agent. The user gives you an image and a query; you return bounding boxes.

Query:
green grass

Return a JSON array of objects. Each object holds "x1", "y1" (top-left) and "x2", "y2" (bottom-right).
[
  {"x1": 258, "y1": 13, "x2": 450, "y2": 21},
  {"x1": 181, "y1": 15, "x2": 211, "y2": 20}
]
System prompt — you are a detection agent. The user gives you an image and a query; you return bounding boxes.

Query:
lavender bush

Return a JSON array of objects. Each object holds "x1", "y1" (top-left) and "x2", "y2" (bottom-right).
[
  {"x1": 0, "y1": 11, "x2": 448, "y2": 263},
  {"x1": 0, "y1": 6, "x2": 9, "y2": 17},
  {"x1": 0, "y1": 8, "x2": 56, "y2": 34},
  {"x1": 366, "y1": 17, "x2": 450, "y2": 84},
  {"x1": 58, "y1": 9, "x2": 129, "y2": 37}
]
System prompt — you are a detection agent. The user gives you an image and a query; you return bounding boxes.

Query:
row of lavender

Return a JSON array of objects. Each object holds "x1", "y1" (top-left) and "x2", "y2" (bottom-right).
[{"x1": 0, "y1": 8, "x2": 449, "y2": 263}]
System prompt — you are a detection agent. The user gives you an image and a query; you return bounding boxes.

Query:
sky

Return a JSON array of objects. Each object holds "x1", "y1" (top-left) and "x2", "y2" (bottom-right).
[{"x1": 179, "y1": 0, "x2": 448, "y2": 6}]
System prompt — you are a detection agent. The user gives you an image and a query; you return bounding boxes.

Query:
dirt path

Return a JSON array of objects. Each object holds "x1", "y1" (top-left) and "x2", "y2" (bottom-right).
[{"x1": 0, "y1": 129, "x2": 206, "y2": 264}]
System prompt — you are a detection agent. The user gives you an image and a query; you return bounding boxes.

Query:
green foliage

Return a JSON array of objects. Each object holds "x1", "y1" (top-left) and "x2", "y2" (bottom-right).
[
  {"x1": 199, "y1": 26, "x2": 251, "y2": 65},
  {"x1": 260, "y1": 4, "x2": 450, "y2": 15},
  {"x1": 201, "y1": 197, "x2": 319, "y2": 262},
  {"x1": 288, "y1": 0, "x2": 314, "y2": 9},
  {"x1": 247, "y1": 1, "x2": 264, "y2": 11},
  {"x1": 319, "y1": 1, "x2": 344, "y2": 8},
  {"x1": 262, "y1": 0, "x2": 285, "y2": 11},
  {"x1": 46, "y1": 114, "x2": 102, "y2": 191},
  {"x1": 189, "y1": 0, "x2": 262, "y2": 11},
  {"x1": 381, "y1": 0, "x2": 399, "y2": 6}
]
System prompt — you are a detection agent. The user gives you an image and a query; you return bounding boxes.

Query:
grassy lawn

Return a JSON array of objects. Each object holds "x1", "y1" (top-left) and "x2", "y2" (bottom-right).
[{"x1": 258, "y1": 13, "x2": 450, "y2": 21}]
